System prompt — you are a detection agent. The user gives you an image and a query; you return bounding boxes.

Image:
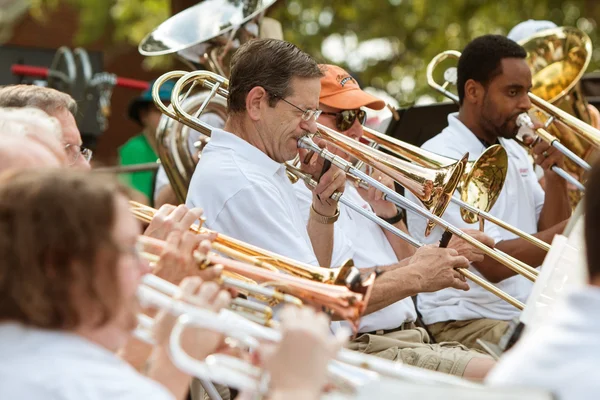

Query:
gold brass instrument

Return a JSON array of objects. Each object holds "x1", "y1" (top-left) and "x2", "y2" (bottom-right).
[
  {"x1": 427, "y1": 48, "x2": 592, "y2": 192},
  {"x1": 166, "y1": 70, "x2": 466, "y2": 237},
  {"x1": 360, "y1": 127, "x2": 551, "y2": 252},
  {"x1": 287, "y1": 164, "x2": 526, "y2": 310},
  {"x1": 139, "y1": 0, "x2": 280, "y2": 204},
  {"x1": 130, "y1": 202, "x2": 375, "y2": 326},
  {"x1": 519, "y1": 27, "x2": 598, "y2": 187},
  {"x1": 158, "y1": 70, "x2": 539, "y2": 309}
]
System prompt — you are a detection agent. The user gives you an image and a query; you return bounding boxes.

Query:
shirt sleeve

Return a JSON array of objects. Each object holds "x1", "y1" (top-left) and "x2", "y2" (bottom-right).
[
  {"x1": 211, "y1": 182, "x2": 321, "y2": 266},
  {"x1": 292, "y1": 182, "x2": 356, "y2": 267},
  {"x1": 153, "y1": 165, "x2": 170, "y2": 203}
]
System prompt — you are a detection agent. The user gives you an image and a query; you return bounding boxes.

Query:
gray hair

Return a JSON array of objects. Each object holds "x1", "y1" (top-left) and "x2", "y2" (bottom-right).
[{"x1": 0, "y1": 85, "x2": 77, "y2": 116}]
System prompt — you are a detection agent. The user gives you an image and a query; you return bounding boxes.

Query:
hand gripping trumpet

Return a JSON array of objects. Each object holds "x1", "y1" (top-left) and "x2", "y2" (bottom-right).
[
  {"x1": 135, "y1": 273, "x2": 480, "y2": 394},
  {"x1": 131, "y1": 203, "x2": 374, "y2": 327}
]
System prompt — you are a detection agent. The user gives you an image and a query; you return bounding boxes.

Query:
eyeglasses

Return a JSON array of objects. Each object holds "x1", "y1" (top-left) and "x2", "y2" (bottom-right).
[
  {"x1": 64, "y1": 143, "x2": 93, "y2": 166},
  {"x1": 321, "y1": 109, "x2": 367, "y2": 132},
  {"x1": 272, "y1": 94, "x2": 322, "y2": 122}
]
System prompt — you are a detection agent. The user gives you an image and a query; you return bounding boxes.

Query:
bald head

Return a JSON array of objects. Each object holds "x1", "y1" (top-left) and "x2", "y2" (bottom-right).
[
  {"x1": 0, "y1": 107, "x2": 67, "y2": 170},
  {"x1": 0, "y1": 136, "x2": 62, "y2": 171}
]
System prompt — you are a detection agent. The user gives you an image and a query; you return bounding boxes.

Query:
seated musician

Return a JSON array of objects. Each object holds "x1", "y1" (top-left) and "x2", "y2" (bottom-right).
[
  {"x1": 0, "y1": 85, "x2": 92, "y2": 169},
  {"x1": 507, "y1": 19, "x2": 600, "y2": 190},
  {"x1": 0, "y1": 107, "x2": 67, "y2": 167},
  {"x1": 406, "y1": 35, "x2": 571, "y2": 350},
  {"x1": 292, "y1": 64, "x2": 496, "y2": 378},
  {"x1": 486, "y1": 162, "x2": 600, "y2": 399},
  {"x1": 186, "y1": 38, "x2": 346, "y2": 268},
  {"x1": 0, "y1": 170, "x2": 340, "y2": 400}
]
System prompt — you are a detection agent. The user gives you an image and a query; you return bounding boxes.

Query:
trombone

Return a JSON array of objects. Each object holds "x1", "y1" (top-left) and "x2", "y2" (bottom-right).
[
  {"x1": 164, "y1": 70, "x2": 466, "y2": 237},
  {"x1": 157, "y1": 70, "x2": 539, "y2": 309},
  {"x1": 359, "y1": 126, "x2": 551, "y2": 252},
  {"x1": 426, "y1": 50, "x2": 591, "y2": 191},
  {"x1": 289, "y1": 165, "x2": 525, "y2": 310}
]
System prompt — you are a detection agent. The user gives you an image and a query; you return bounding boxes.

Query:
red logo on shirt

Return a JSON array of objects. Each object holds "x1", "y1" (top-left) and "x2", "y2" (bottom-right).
[{"x1": 519, "y1": 168, "x2": 529, "y2": 177}]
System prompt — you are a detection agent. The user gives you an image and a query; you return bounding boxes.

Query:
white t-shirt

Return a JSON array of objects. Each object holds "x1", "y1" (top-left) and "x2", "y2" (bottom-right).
[
  {"x1": 0, "y1": 323, "x2": 173, "y2": 400},
  {"x1": 406, "y1": 113, "x2": 545, "y2": 324},
  {"x1": 186, "y1": 129, "x2": 323, "y2": 266},
  {"x1": 293, "y1": 181, "x2": 417, "y2": 333},
  {"x1": 487, "y1": 286, "x2": 600, "y2": 400},
  {"x1": 153, "y1": 112, "x2": 225, "y2": 204}
]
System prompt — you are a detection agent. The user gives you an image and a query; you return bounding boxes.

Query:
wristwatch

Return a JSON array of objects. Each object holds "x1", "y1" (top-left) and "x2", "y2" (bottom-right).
[
  {"x1": 310, "y1": 204, "x2": 340, "y2": 224},
  {"x1": 380, "y1": 207, "x2": 404, "y2": 225}
]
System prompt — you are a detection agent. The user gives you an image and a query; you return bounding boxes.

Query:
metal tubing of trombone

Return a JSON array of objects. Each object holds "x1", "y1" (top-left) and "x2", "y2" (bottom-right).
[
  {"x1": 94, "y1": 162, "x2": 160, "y2": 174},
  {"x1": 449, "y1": 198, "x2": 551, "y2": 252},
  {"x1": 287, "y1": 161, "x2": 525, "y2": 310},
  {"x1": 286, "y1": 164, "x2": 421, "y2": 249},
  {"x1": 551, "y1": 140, "x2": 591, "y2": 170},
  {"x1": 552, "y1": 166, "x2": 586, "y2": 191},
  {"x1": 298, "y1": 136, "x2": 538, "y2": 284}
]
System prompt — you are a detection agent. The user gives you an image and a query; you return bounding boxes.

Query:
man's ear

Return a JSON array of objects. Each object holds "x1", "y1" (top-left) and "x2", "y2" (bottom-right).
[
  {"x1": 245, "y1": 86, "x2": 268, "y2": 121},
  {"x1": 464, "y1": 79, "x2": 484, "y2": 105}
]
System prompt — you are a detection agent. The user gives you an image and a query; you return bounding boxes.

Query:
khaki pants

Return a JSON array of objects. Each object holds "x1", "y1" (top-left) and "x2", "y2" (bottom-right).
[
  {"x1": 347, "y1": 323, "x2": 490, "y2": 377},
  {"x1": 427, "y1": 319, "x2": 510, "y2": 352},
  {"x1": 190, "y1": 378, "x2": 231, "y2": 400}
]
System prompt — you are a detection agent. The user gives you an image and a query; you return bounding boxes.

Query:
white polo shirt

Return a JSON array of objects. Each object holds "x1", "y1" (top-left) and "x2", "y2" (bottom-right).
[
  {"x1": 0, "y1": 323, "x2": 174, "y2": 400},
  {"x1": 154, "y1": 112, "x2": 225, "y2": 204},
  {"x1": 186, "y1": 128, "x2": 351, "y2": 267},
  {"x1": 406, "y1": 113, "x2": 545, "y2": 324},
  {"x1": 293, "y1": 182, "x2": 417, "y2": 333},
  {"x1": 486, "y1": 286, "x2": 600, "y2": 400}
]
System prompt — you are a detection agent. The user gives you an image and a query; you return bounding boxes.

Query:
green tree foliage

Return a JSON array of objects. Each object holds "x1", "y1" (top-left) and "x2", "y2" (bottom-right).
[{"x1": 29, "y1": 0, "x2": 600, "y2": 104}]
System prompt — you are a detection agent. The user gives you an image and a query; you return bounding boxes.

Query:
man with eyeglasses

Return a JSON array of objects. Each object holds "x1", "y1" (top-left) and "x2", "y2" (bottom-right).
[
  {"x1": 0, "y1": 85, "x2": 92, "y2": 169},
  {"x1": 291, "y1": 64, "x2": 496, "y2": 379},
  {"x1": 186, "y1": 38, "x2": 348, "y2": 272}
]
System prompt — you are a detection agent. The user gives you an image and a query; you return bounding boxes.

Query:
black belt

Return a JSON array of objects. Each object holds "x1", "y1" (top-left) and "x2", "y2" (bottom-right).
[{"x1": 361, "y1": 321, "x2": 416, "y2": 336}]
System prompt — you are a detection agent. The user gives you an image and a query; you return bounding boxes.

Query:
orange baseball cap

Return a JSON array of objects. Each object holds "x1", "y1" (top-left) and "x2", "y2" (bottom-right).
[{"x1": 319, "y1": 64, "x2": 386, "y2": 111}]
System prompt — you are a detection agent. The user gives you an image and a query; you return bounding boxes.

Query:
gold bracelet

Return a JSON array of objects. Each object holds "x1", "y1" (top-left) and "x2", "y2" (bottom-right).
[{"x1": 310, "y1": 204, "x2": 340, "y2": 224}]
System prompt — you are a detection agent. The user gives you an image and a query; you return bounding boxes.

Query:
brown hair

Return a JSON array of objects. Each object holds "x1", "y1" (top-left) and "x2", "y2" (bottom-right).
[
  {"x1": 0, "y1": 85, "x2": 78, "y2": 116},
  {"x1": 227, "y1": 38, "x2": 323, "y2": 113},
  {"x1": 0, "y1": 170, "x2": 131, "y2": 329},
  {"x1": 585, "y1": 162, "x2": 600, "y2": 281}
]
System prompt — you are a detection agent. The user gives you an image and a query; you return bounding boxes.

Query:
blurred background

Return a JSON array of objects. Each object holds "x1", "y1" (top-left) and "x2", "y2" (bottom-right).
[{"x1": 1, "y1": 0, "x2": 599, "y2": 164}]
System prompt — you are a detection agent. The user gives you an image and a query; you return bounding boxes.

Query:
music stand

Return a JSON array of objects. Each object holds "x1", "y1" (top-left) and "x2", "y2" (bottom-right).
[{"x1": 384, "y1": 102, "x2": 459, "y2": 147}]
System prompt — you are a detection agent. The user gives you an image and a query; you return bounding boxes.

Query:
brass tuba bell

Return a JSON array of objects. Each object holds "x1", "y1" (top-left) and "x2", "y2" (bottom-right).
[{"x1": 139, "y1": 0, "x2": 281, "y2": 203}]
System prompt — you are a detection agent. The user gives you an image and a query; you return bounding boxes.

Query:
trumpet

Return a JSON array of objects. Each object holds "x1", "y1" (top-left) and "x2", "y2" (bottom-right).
[
  {"x1": 131, "y1": 203, "x2": 375, "y2": 327},
  {"x1": 137, "y1": 273, "x2": 480, "y2": 394},
  {"x1": 157, "y1": 70, "x2": 537, "y2": 309},
  {"x1": 426, "y1": 49, "x2": 592, "y2": 192},
  {"x1": 359, "y1": 126, "x2": 551, "y2": 252},
  {"x1": 131, "y1": 200, "x2": 368, "y2": 289}
]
